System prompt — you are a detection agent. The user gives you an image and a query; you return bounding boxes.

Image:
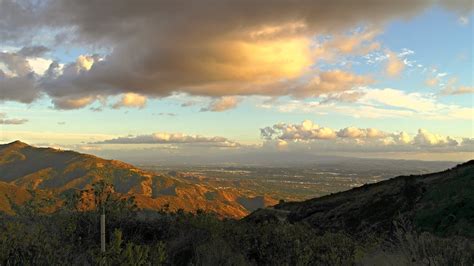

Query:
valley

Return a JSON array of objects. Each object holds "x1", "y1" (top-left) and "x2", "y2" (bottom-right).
[{"x1": 141, "y1": 159, "x2": 457, "y2": 202}]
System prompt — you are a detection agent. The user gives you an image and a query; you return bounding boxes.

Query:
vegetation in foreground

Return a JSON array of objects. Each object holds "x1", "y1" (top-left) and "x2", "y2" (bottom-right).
[{"x1": 0, "y1": 180, "x2": 472, "y2": 265}]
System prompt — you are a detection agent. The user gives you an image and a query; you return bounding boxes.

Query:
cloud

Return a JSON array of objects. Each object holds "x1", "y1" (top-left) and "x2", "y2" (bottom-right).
[
  {"x1": 413, "y1": 129, "x2": 458, "y2": 147},
  {"x1": 438, "y1": 77, "x2": 473, "y2": 95},
  {"x1": 460, "y1": 138, "x2": 474, "y2": 151},
  {"x1": 1, "y1": 0, "x2": 471, "y2": 108},
  {"x1": 337, "y1": 127, "x2": 386, "y2": 139},
  {"x1": 319, "y1": 91, "x2": 366, "y2": 104},
  {"x1": 0, "y1": 49, "x2": 46, "y2": 103},
  {"x1": 358, "y1": 88, "x2": 472, "y2": 120},
  {"x1": 392, "y1": 131, "x2": 412, "y2": 145},
  {"x1": 0, "y1": 73, "x2": 38, "y2": 103},
  {"x1": 27, "y1": 57, "x2": 53, "y2": 76},
  {"x1": 0, "y1": 50, "x2": 32, "y2": 76},
  {"x1": 261, "y1": 120, "x2": 337, "y2": 141},
  {"x1": 0, "y1": 113, "x2": 28, "y2": 125},
  {"x1": 155, "y1": 112, "x2": 177, "y2": 117},
  {"x1": 186, "y1": 70, "x2": 373, "y2": 99},
  {"x1": 112, "y1": 93, "x2": 147, "y2": 109},
  {"x1": 360, "y1": 88, "x2": 437, "y2": 112},
  {"x1": 76, "y1": 55, "x2": 95, "y2": 71},
  {"x1": 0, "y1": 118, "x2": 28, "y2": 125},
  {"x1": 77, "y1": 145, "x2": 102, "y2": 151},
  {"x1": 292, "y1": 70, "x2": 373, "y2": 97},
  {"x1": 458, "y1": 16, "x2": 469, "y2": 25},
  {"x1": 93, "y1": 132, "x2": 241, "y2": 148},
  {"x1": 262, "y1": 120, "x2": 387, "y2": 141},
  {"x1": 441, "y1": 86, "x2": 474, "y2": 95},
  {"x1": 425, "y1": 77, "x2": 439, "y2": 87},
  {"x1": 314, "y1": 27, "x2": 382, "y2": 60},
  {"x1": 262, "y1": 87, "x2": 473, "y2": 120},
  {"x1": 30, "y1": 143, "x2": 103, "y2": 152},
  {"x1": 18, "y1": 45, "x2": 50, "y2": 57},
  {"x1": 0, "y1": 131, "x2": 115, "y2": 145},
  {"x1": 364, "y1": 48, "x2": 415, "y2": 71},
  {"x1": 260, "y1": 120, "x2": 469, "y2": 153},
  {"x1": 90, "y1": 106, "x2": 103, "y2": 112},
  {"x1": 385, "y1": 50, "x2": 405, "y2": 77},
  {"x1": 181, "y1": 101, "x2": 197, "y2": 107},
  {"x1": 201, "y1": 96, "x2": 240, "y2": 112},
  {"x1": 52, "y1": 96, "x2": 97, "y2": 110}
]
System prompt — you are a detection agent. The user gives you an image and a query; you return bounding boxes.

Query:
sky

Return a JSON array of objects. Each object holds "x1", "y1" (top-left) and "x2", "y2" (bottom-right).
[{"x1": 0, "y1": 0, "x2": 473, "y2": 163}]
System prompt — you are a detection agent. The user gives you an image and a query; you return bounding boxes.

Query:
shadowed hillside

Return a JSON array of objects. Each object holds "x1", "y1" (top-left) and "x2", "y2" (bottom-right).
[
  {"x1": 0, "y1": 181, "x2": 32, "y2": 215},
  {"x1": 247, "y1": 160, "x2": 474, "y2": 238},
  {"x1": 0, "y1": 141, "x2": 277, "y2": 217}
]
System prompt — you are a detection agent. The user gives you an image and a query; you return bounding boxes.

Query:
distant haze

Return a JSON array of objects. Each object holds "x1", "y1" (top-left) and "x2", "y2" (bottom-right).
[{"x1": 90, "y1": 148, "x2": 461, "y2": 168}]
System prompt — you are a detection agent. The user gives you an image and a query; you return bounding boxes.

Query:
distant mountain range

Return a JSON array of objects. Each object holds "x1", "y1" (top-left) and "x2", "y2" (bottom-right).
[
  {"x1": 247, "y1": 160, "x2": 474, "y2": 238},
  {"x1": 0, "y1": 141, "x2": 277, "y2": 217}
]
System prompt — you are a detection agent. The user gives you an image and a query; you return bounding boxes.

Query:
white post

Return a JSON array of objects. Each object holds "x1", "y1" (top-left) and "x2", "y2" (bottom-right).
[{"x1": 101, "y1": 206, "x2": 106, "y2": 253}]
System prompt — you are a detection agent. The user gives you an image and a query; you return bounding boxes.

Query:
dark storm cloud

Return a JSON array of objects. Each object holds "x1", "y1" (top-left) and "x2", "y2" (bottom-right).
[
  {"x1": 0, "y1": 49, "x2": 41, "y2": 103},
  {"x1": 0, "y1": 51, "x2": 32, "y2": 76},
  {"x1": 18, "y1": 45, "x2": 50, "y2": 57},
  {"x1": 0, "y1": 73, "x2": 38, "y2": 103}
]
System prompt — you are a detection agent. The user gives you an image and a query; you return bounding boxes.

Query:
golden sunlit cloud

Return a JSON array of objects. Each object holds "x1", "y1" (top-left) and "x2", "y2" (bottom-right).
[
  {"x1": 425, "y1": 77, "x2": 439, "y2": 87},
  {"x1": 192, "y1": 36, "x2": 313, "y2": 83},
  {"x1": 53, "y1": 96, "x2": 96, "y2": 110},
  {"x1": 112, "y1": 93, "x2": 147, "y2": 109},
  {"x1": 385, "y1": 50, "x2": 405, "y2": 77},
  {"x1": 76, "y1": 55, "x2": 95, "y2": 71},
  {"x1": 201, "y1": 96, "x2": 240, "y2": 112},
  {"x1": 314, "y1": 27, "x2": 382, "y2": 61}
]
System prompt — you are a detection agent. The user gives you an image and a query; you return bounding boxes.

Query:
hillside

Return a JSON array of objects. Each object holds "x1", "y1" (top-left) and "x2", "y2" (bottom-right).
[
  {"x1": 0, "y1": 141, "x2": 277, "y2": 217},
  {"x1": 0, "y1": 181, "x2": 32, "y2": 215},
  {"x1": 247, "y1": 160, "x2": 474, "y2": 238}
]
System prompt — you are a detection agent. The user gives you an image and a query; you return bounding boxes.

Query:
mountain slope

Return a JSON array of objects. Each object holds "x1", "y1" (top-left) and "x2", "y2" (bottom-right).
[
  {"x1": 0, "y1": 141, "x2": 277, "y2": 218},
  {"x1": 0, "y1": 181, "x2": 32, "y2": 214},
  {"x1": 247, "y1": 161, "x2": 474, "y2": 237}
]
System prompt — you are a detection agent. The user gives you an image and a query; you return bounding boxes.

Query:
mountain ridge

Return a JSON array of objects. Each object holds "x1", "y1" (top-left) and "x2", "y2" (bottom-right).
[{"x1": 0, "y1": 141, "x2": 277, "y2": 218}]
